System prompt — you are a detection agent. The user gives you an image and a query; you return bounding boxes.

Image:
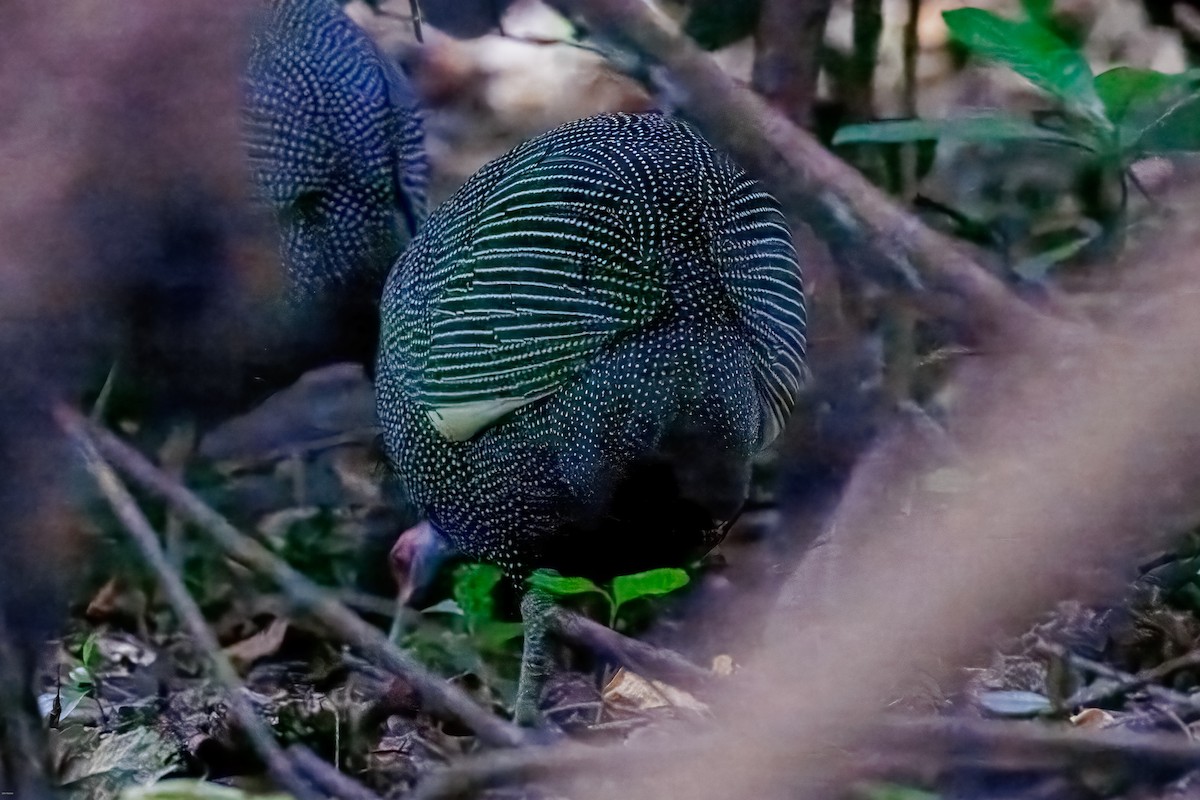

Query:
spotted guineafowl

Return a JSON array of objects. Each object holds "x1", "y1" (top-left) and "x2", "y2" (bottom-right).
[
  {"x1": 376, "y1": 112, "x2": 807, "y2": 725},
  {"x1": 244, "y1": 0, "x2": 428, "y2": 384}
]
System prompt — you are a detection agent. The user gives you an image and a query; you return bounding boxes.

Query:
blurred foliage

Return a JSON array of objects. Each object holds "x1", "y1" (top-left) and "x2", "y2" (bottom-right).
[
  {"x1": 835, "y1": 2, "x2": 1200, "y2": 281},
  {"x1": 683, "y1": 0, "x2": 765, "y2": 51}
]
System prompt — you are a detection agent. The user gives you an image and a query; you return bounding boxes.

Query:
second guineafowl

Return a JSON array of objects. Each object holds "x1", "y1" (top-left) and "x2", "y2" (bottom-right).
[
  {"x1": 376, "y1": 112, "x2": 807, "y2": 724},
  {"x1": 243, "y1": 0, "x2": 428, "y2": 384}
]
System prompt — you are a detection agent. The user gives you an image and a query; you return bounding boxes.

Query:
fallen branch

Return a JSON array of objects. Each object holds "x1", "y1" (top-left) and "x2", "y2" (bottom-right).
[
  {"x1": 55, "y1": 405, "x2": 531, "y2": 750},
  {"x1": 543, "y1": 0, "x2": 1049, "y2": 341},
  {"x1": 407, "y1": 712, "x2": 1200, "y2": 800},
  {"x1": 59, "y1": 412, "x2": 324, "y2": 800},
  {"x1": 289, "y1": 745, "x2": 384, "y2": 800},
  {"x1": 548, "y1": 608, "x2": 717, "y2": 694},
  {"x1": 1069, "y1": 648, "x2": 1200, "y2": 710},
  {"x1": 1037, "y1": 641, "x2": 1200, "y2": 714}
]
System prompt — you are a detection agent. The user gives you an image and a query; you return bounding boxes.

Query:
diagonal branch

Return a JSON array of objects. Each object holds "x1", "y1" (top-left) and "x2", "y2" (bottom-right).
[
  {"x1": 59, "y1": 414, "x2": 325, "y2": 800},
  {"x1": 545, "y1": 0, "x2": 1051, "y2": 341},
  {"x1": 54, "y1": 405, "x2": 532, "y2": 750}
]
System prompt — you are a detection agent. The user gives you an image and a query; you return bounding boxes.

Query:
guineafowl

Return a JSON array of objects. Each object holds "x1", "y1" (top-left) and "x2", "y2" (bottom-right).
[
  {"x1": 376, "y1": 111, "x2": 807, "y2": 725},
  {"x1": 243, "y1": 0, "x2": 428, "y2": 389}
]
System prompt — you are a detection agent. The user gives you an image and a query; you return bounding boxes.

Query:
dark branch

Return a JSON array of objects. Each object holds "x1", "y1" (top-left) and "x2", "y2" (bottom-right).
[
  {"x1": 548, "y1": 608, "x2": 717, "y2": 694},
  {"x1": 57, "y1": 409, "x2": 324, "y2": 800},
  {"x1": 57, "y1": 405, "x2": 532, "y2": 750},
  {"x1": 543, "y1": 0, "x2": 1052, "y2": 342}
]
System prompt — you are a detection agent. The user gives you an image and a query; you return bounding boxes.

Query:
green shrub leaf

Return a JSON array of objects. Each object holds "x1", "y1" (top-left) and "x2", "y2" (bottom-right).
[
  {"x1": 1095, "y1": 67, "x2": 1180, "y2": 124},
  {"x1": 453, "y1": 563, "x2": 503, "y2": 626},
  {"x1": 527, "y1": 569, "x2": 605, "y2": 598},
  {"x1": 943, "y1": 8, "x2": 1104, "y2": 124},
  {"x1": 1134, "y1": 89, "x2": 1200, "y2": 155},
  {"x1": 833, "y1": 115, "x2": 1080, "y2": 146},
  {"x1": 612, "y1": 568, "x2": 690, "y2": 612}
]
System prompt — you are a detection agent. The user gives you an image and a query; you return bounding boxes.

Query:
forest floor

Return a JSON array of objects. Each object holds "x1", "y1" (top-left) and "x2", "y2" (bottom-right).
[{"x1": 37, "y1": 1, "x2": 1200, "y2": 799}]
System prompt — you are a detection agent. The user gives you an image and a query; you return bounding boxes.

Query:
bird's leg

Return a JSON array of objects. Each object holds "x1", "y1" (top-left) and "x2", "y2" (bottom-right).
[{"x1": 514, "y1": 588, "x2": 555, "y2": 727}]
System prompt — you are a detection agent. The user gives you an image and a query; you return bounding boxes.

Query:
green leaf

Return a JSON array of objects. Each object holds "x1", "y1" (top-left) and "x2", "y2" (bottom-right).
[
  {"x1": 833, "y1": 115, "x2": 1082, "y2": 147},
  {"x1": 453, "y1": 563, "x2": 503, "y2": 627},
  {"x1": 121, "y1": 779, "x2": 292, "y2": 799},
  {"x1": 527, "y1": 569, "x2": 605, "y2": 598},
  {"x1": 1020, "y1": 0, "x2": 1054, "y2": 25},
  {"x1": 1095, "y1": 67, "x2": 1181, "y2": 124},
  {"x1": 857, "y1": 783, "x2": 942, "y2": 800},
  {"x1": 81, "y1": 633, "x2": 100, "y2": 670},
  {"x1": 38, "y1": 687, "x2": 88, "y2": 722},
  {"x1": 611, "y1": 568, "x2": 690, "y2": 612},
  {"x1": 1011, "y1": 222, "x2": 1102, "y2": 282},
  {"x1": 1134, "y1": 89, "x2": 1200, "y2": 155},
  {"x1": 683, "y1": 0, "x2": 765, "y2": 50},
  {"x1": 474, "y1": 620, "x2": 527, "y2": 650},
  {"x1": 942, "y1": 8, "x2": 1104, "y2": 124},
  {"x1": 421, "y1": 598, "x2": 464, "y2": 616}
]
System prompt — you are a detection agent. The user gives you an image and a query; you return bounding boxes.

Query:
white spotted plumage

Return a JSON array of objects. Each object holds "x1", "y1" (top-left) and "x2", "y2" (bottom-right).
[
  {"x1": 377, "y1": 113, "x2": 807, "y2": 576},
  {"x1": 243, "y1": 0, "x2": 428, "y2": 315}
]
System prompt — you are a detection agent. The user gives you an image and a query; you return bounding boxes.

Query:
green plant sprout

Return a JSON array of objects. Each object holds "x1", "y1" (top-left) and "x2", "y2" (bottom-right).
[
  {"x1": 527, "y1": 566, "x2": 691, "y2": 628},
  {"x1": 833, "y1": 1, "x2": 1200, "y2": 278}
]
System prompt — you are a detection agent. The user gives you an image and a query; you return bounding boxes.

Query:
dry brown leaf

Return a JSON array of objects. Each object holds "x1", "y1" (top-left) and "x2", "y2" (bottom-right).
[
  {"x1": 711, "y1": 654, "x2": 736, "y2": 676},
  {"x1": 602, "y1": 667, "x2": 709, "y2": 714},
  {"x1": 222, "y1": 618, "x2": 289, "y2": 673},
  {"x1": 1069, "y1": 708, "x2": 1116, "y2": 729}
]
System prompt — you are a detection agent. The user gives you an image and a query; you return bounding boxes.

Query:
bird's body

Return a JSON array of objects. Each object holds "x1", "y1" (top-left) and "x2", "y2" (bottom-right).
[
  {"x1": 244, "y1": 0, "x2": 428, "y2": 377},
  {"x1": 377, "y1": 113, "x2": 806, "y2": 582}
]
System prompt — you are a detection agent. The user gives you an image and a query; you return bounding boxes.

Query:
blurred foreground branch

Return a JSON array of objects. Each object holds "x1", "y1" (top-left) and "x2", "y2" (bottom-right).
[{"x1": 425, "y1": 204, "x2": 1200, "y2": 798}]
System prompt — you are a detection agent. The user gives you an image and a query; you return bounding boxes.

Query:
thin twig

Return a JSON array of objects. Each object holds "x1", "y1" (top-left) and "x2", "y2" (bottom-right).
[
  {"x1": 547, "y1": 608, "x2": 717, "y2": 694},
  {"x1": 56, "y1": 405, "x2": 531, "y2": 750},
  {"x1": 58, "y1": 411, "x2": 323, "y2": 800},
  {"x1": 408, "y1": 0, "x2": 424, "y2": 42},
  {"x1": 1038, "y1": 641, "x2": 1200, "y2": 712},
  {"x1": 289, "y1": 744, "x2": 383, "y2": 800}
]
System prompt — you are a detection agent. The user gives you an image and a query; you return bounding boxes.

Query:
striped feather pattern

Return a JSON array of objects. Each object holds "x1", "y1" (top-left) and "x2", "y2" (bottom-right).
[
  {"x1": 387, "y1": 114, "x2": 803, "y2": 436},
  {"x1": 376, "y1": 112, "x2": 807, "y2": 574}
]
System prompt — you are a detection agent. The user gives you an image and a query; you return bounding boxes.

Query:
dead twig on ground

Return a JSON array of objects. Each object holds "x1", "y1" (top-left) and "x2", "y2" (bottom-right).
[
  {"x1": 1037, "y1": 641, "x2": 1200, "y2": 714},
  {"x1": 58, "y1": 410, "x2": 325, "y2": 800},
  {"x1": 289, "y1": 744, "x2": 384, "y2": 800},
  {"x1": 548, "y1": 608, "x2": 717, "y2": 694},
  {"x1": 56, "y1": 405, "x2": 532, "y2": 750}
]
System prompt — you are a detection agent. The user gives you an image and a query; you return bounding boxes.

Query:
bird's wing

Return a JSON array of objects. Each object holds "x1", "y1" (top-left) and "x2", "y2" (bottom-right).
[{"x1": 416, "y1": 148, "x2": 667, "y2": 441}]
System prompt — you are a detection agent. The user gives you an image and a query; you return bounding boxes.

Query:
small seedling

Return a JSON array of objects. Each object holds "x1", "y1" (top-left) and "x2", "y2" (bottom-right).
[
  {"x1": 40, "y1": 632, "x2": 102, "y2": 724},
  {"x1": 528, "y1": 567, "x2": 691, "y2": 628}
]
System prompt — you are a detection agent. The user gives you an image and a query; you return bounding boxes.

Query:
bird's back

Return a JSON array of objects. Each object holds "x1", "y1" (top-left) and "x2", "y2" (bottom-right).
[{"x1": 378, "y1": 113, "x2": 805, "y2": 577}]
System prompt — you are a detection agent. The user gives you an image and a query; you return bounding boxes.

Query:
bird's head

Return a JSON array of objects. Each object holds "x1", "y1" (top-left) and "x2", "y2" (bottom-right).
[{"x1": 390, "y1": 519, "x2": 455, "y2": 608}]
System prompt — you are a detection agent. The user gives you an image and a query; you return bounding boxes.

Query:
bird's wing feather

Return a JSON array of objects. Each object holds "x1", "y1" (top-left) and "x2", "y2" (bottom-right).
[{"x1": 416, "y1": 149, "x2": 668, "y2": 440}]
